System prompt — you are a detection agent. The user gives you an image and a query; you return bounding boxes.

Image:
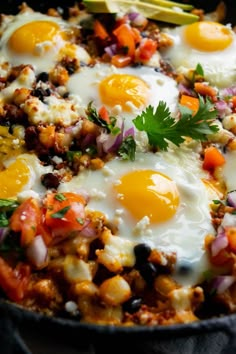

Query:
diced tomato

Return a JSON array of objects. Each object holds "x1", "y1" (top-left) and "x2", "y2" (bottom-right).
[
  {"x1": 131, "y1": 28, "x2": 142, "y2": 44},
  {"x1": 135, "y1": 38, "x2": 158, "y2": 62},
  {"x1": 231, "y1": 96, "x2": 236, "y2": 112},
  {"x1": 98, "y1": 105, "x2": 110, "y2": 123},
  {"x1": 44, "y1": 192, "x2": 86, "y2": 241},
  {"x1": 0, "y1": 257, "x2": 30, "y2": 302},
  {"x1": 10, "y1": 198, "x2": 41, "y2": 247},
  {"x1": 210, "y1": 248, "x2": 231, "y2": 266},
  {"x1": 194, "y1": 82, "x2": 217, "y2": 102},
  {"x1": 180, "y1": 94, "x2": 199, "y2": 115},
  {"x1": 113, "y1": 24, "x2": 136, "y2": 57},
  {"x1": 203, "y1": 146, "x2": 226, "y2": 172},
  {"x1": 94, "y1": 20, "x2": 109, "y2": 40},
  {"x1": 225, "y1": 227, "x2": 236, "y2": 253},
  {"x1": 111, "y1": 54, "x2": 132, "y2": 68}
]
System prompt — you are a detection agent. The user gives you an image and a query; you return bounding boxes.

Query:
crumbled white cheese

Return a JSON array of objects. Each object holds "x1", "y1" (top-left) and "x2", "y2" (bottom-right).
[
  {"x1": 65, "y1": 301, "x2": 78, "y2": 314},
  {"x1": 22, "y1": 95, "x2": 84, "y2": 126},
  {"x1": 170, "y1": 287, "x2": 192, "y2": 311},
  {"x1": 0, "y1": 66, "x2": 35, "y2": 103},
  {"x1": 90, "y1": 188, "x2": 106, "y2": 200},
  {"x1": 133, "y1": 216, "x2": 152, "y2": 236},
  {"x1": 96, "y1": 230, "x2": 135, "y2": 272}
]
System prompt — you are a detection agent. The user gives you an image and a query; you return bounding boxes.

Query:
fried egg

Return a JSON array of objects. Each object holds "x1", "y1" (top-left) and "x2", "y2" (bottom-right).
[
  {"x1": 161, "y1": 21, "x2": 236, "y2": 88},
  {"x1": 0, "y1": 11, "x2": 91, "y2": 73},
  {"x1": 66, "y1": 63, "x2": 179, "y2": 130},
  {"x1": 58, "y1": 148, "x2": 216, "y2": 286},
  {"x1": 223, "y1": 150, "x2": 236, "y2": 192},
  {"x1": 0, "y1": 153, "x2": 52, "y2": 199}
]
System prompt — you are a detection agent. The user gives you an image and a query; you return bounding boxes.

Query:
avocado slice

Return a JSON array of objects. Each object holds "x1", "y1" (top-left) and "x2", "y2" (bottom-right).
[
  {"x1": 82, "y1": 0, "x2": 199, "y2": 25},
  {"x1": 140, "y1": 0, "x2": 193, "y2": 11}
]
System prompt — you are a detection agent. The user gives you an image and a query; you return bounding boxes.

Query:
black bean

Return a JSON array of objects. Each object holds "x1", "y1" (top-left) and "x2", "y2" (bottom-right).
[
  {"x1": 41, "y1": 173, "x2": 60, "y2": 189},
  {"x1": 123, "y1": 296, "x2": 142, "y2": 314},
  {"x1": 177, "y1": 260, "x2": 193, "y2": 276},
  {"x1": 134, "y1": 243, "x2": 151, "y2": 265},
  {"x1": 36, "y1": 72, "x2": 49, "y2": 83},
  {"x1": 31, "y1": 87, "x2": 51, "y2": 102},
  {"x1": 139, "y1": 262, "x2": 158, "y2": 285}
]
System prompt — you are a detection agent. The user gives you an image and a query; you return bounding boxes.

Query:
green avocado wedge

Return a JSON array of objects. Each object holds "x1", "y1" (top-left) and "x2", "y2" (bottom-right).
[
  {"x1": 82, "y1": 0, "x2": 199, "y2": 25},
  {"x1": 140, "y1": 0, "x2": 194, "y2": 11}
]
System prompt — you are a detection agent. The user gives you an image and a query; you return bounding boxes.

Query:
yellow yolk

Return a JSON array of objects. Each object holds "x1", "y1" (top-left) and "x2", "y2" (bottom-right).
[
  {"x1": 8, "y1": 21, "x2": 66, "y2": 55},
  {"x1": 184, "y1": 21, "x2": 233, "y2": 52},
  {"x1": 99, "y1": 74, "x2": 149, "y2": 111},
  {"x1": 0, "y1": 158, "x2": 30, "y2": 198},
  {"x1": 114, "y1": 170, "x2": 180, "y2": 223}
]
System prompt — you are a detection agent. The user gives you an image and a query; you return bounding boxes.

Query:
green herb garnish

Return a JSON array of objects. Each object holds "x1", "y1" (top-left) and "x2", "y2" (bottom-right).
[
  {"x1": 118, "y1": 135, "x2": 136, "y2": 161},
  {"x1": 54, "y1": 193, "x2": 67, "y2": 202},
  {"x1": 51, "y1": 206, "x2": 71, "y2": 219},
  {"x1": 133, "y1": 97, "x2": 219, "y2": 151},
  {"x1": 0, "y1": 199, "x2": 19, "y2": 227},
  {"x1": 76, "y1": 217, "x2": 84, "y2": 225},
  {"x1": 195, "y1": 63, "x2": 204, "y2": 77},
  {"x1": 87, "y1": 102, "x2": 120, "y2": 135},
  {"x1": 66, "y1": 150, "x2": 82, "y2": 163}
]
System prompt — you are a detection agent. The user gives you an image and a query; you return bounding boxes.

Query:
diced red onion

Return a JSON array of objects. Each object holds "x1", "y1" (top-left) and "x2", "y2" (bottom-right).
[
  {"x1": 130, "y1": 13, "x2": 147, "y2": 27},
  {"x1": 211, "y1": 228, "x2": 228, "y2": 257},
  {"x1": 212, "y1": 275, "x2": 236, "y2": 294},
  {"x1": 227, "y1": 191, "x2": 236, "y2": 208},
  {"x1": 124, "y1": 126, "x2": 135, "y2": 138},
  {"x1": 81, "y1": 133, "x2": 96, "y2": 149},
  {"x1": 178, "y1": 83, "x2": 196, "y2": 97},
  {"x1": 104, "y1": 44, "x2": 118, "y2": 57},
  {"x1": 0, "y1": 228, "x2": 8, "y2": 244},
  {"x1": 26, "y1": 235, "x2": 48, "y2": 269},
  {"x1": 221, "y1": 212, "x2": 236, "y2": 227},
  {"x1": 97, "y1": 117, "x2": 124, "y2": 153},
  {"x1": 221, "y1": 86, "x2": 236, "y2": 97},
  {"x1": 128, "y1": 12, "x2": 139, "y2": 21},
  {"x1": 215, "y1": 100, "x2": 231, "y2": 118},
  {"x1": 80, "y1": 221, "x2": 98, "y2": 238}
]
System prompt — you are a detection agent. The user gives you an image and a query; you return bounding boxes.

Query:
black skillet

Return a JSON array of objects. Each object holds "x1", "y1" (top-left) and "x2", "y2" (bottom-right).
[{"x1": 0, "y1": 1, "x2": 236, "y2": 353}]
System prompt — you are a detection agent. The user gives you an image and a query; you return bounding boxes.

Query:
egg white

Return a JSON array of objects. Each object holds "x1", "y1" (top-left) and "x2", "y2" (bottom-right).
[
  {"x1": 66, "y1": 63, "x2": 179, "y2": 130},
  {"x1": 0, "y1": 11, "x2": 91, "y2": 73},
  {"x1": 58, "y1": 148, "x2": 215, "y2": 286},
  {"x1": 161, "y1": 24, "x2": 236, "y2": 89},
  {"x1": 223, "y1": 150, "x2": 236, "y2": 192}
]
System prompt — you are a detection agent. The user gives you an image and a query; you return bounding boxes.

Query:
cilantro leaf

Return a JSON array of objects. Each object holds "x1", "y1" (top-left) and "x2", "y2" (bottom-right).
[
  {"x1": 51, "y1": 206, "x2": 70, "y2": 219},
  {"x1": 0, "y1": 199, "x2": 19, "y2": 227},
  {"x1": 55, "y1": 193, "x2": 67, "y2": 202},
  {"x1": 0, "y1": 199, "x2": 19, "y2": 208},
  {"x1": 195, "y1": 63, "x2": 204, "y2": 77},
  {"x1": 118, "y1": 135, "x2": 136, "y2": 161},
  {"x1": 87, "y1": 102, "x2": 120, "y2": 135},
  {"x1": 133, "y1": 97, "x2": 219, "y2": 151}
]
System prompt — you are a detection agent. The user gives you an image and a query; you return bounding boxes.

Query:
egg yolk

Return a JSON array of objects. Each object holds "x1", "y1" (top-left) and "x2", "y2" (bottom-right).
[
  {"x1": 114, "y1": 170, "x2": 180, "y2": 223},
  {"x1": 99, "y1": 74, "x2": 149, "y2": 111},
  {"x1": 184, "y1": 21, "x2": 233, "y2": 52},
  {"x1": 0, "y1": 158, "x2": 30, "y2": 198},
  {"x1": 8, "y1": 21, "x2": 66, "y2": 55}
]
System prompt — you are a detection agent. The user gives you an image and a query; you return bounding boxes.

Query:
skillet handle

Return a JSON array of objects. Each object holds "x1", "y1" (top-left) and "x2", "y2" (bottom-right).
[
  {"x1": 0, "y1": 314, "x2": 31, "y2": 354},
  {"x1": 221, "y1": 318, "x2": 236, "y2": 354}
]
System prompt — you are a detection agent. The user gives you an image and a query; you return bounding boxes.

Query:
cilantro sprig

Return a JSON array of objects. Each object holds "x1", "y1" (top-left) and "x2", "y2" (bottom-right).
[
  {"x1": 0, "y1": 199, "x2": 19, "y2": 227},
  {"x1": 118, "y1": 135, "x2": 136, "y2": 161},
  {"x1": 87, "y1": 102, "x2": 120, "y2": 135},
  {"x1": 133, "y1": 97, "x2": 219, "y2": 151}
]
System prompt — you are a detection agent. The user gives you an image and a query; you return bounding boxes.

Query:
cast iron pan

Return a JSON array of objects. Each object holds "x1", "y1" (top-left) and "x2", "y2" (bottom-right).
[{"x1": 1, "y1": 1, "x2": 236, "y2": 353}]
